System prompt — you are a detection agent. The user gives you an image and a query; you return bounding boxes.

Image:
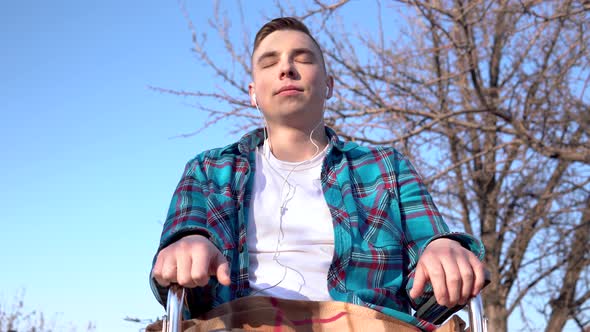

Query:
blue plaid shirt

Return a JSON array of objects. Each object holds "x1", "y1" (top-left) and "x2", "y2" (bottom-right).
[{"x1": 151, "y1": 127, "x2": 484, "y2": 331}]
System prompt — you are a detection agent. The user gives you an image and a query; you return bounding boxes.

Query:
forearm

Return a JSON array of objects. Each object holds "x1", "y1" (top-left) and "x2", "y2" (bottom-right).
[
  {"x1": 393, "y1": 152, "x2": 485, "y2": 307},
  {"x1": 150, "y1": 159, "x2": 215, "y2": 306}
]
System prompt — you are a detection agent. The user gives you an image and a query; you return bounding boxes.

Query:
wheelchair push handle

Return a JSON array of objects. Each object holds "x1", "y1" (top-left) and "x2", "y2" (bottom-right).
[
  {"x1": 468, "y1": 295, "x2": 487, "y2": 332},
  {"x1": 162, "y1": 284, "x2": 185, "y2": 332}
]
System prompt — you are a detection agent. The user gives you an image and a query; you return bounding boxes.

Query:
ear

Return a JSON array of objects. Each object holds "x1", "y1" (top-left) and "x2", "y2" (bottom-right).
[
  {"x1": 325, "y1": 76, "x2": 334, "y2": 100},
  {"x1": 248, "y1": 82, "x2": 256, "y2": 107}
]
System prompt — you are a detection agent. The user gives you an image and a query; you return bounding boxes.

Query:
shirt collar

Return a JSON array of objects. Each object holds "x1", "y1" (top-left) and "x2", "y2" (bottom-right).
[{"x1": 223, "y1": 126, "x2": 356, "y2": 156}]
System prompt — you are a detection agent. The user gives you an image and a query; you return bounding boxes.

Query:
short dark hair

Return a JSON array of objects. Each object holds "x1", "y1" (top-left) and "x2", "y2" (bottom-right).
[{"x1": 252, "y1": 17, "x2": 326, "y2": 69}]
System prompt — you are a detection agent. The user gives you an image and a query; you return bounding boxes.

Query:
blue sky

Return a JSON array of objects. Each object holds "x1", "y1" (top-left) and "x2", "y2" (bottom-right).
[
  {"x1": 0, "y1": 1, "x2": 578, "y2": 331},
  {"x1": 0, "y1": 1, "x2": 244, "y2": 330}
]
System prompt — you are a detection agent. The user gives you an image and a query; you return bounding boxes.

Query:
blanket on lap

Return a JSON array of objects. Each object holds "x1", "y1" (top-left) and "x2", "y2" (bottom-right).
[{"x1": 146, "y1": 296, "x2": 465, "y2": 332}]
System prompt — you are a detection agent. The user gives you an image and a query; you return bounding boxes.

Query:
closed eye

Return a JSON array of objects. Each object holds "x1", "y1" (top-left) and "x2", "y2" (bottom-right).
[
  {"x1": 260, "y1": 61, "x2": 277, "y2": 68},
  {"x1": 294, "y1": 53, "x2": 315, "y2": 64},
  {"x1": 256, "y1": 51, "x2": 279, "y2": 69}
]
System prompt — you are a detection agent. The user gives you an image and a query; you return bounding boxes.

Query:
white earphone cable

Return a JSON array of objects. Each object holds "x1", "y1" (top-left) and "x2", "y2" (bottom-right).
[{"x1": 250, "y1": 89, "x2": 327, "y2": 297}]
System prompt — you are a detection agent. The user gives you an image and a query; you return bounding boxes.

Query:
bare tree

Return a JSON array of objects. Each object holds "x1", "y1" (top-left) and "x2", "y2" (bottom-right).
[
  {"x1": 0, "y1": 290, "x2": 96, "y2": 332},
  {"x1": 153, "y1": 0, "x2": 590, "y2": 330}
]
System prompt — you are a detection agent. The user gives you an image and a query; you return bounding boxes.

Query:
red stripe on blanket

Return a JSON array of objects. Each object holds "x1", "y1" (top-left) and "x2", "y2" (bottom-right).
[
  {"x1": 271, "y1": 297, "x2": 283, "y2": 332},
  {"x1": 292, "y1": 311, "x2": 348, "y2": 326}
]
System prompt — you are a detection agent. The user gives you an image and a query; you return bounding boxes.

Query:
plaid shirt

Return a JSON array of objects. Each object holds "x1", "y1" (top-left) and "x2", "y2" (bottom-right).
[{"x1": 150, "y1": 127, "x2": 485, "y2": 331}]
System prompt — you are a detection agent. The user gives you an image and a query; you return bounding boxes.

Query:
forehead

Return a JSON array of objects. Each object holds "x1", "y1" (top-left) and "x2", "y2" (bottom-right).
[{"x1": 253, "y1": 29, "x2": 322, "y2": 59}]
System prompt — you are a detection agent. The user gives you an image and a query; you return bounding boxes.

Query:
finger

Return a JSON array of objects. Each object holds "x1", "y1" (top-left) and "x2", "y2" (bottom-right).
[
  {"x1": 152, "y1": 254, "x2": 168, "y2": 287},
  {"x1": 457, "y1": 256, "x2": 475, "y2": 305},
  {"x1": 160, "y1": 254, "x2": 178, "y2": 287},
  {"x1": 410, "y1": 263, "x2": 427, "y2": 299},
  {"x1": 471, "y1": 256, "x2": 486, "y2": 297},
  {"x1": 190, "y1": 250, "x2": 211, "y2": 287},
  {"x1": 216, "y1": 259, "x2": 231, "y2": 286},
  {"x1": 440, "y1": 257, "x2": 462, "y2": 307},
  {"x1": 428, "y1": 261, "x2": 449, "y2": 307},
  {"x1": 176, "y1": 252, "x2": 197, "y2": 288},
  {"x1": 209, "y1": 251, "x2": 230, "y2": 286}
]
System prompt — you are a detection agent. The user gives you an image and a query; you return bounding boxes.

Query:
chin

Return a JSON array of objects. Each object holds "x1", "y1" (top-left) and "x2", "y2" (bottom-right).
[{"x1": 281, "y1": 107, "x2": 322, "y2": 123}]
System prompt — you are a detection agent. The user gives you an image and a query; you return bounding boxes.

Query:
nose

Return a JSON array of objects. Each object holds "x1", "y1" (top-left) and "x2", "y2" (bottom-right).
[{"x1": 278, "y1": 58, "x2": 296, "y2": 79}]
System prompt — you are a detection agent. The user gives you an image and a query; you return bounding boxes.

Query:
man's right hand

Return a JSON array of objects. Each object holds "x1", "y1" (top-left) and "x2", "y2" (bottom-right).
[{"x1": 152, "y1": 234, "x2": 231, "y2": 288}]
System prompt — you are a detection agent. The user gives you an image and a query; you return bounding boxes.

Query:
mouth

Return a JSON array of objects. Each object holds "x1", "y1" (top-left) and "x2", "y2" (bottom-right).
[{"x1": 276, "y1": 85, "x2": 304, "y2": 95}]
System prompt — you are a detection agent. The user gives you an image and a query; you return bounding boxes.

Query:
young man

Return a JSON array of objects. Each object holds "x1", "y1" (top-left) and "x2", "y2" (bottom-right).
[{"x1": 151, "y1": 17, "x2": 486, "y2": 330}]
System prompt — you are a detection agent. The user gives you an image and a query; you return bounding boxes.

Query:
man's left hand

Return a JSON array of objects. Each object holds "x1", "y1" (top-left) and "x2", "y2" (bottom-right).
[{"x1": 409, "y1": 238, "x2": 485, "y2": 307}]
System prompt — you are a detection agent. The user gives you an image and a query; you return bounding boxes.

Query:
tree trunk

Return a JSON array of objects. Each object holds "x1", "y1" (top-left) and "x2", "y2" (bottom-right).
[
  {"x1": 546, "y1": 304, "x2": 570, "y2": 332},
  {"x1": 485, "y1": 299, "x2": 508, "y2": 332},
  {"x1": 545, "y1": 197, "x2": 590, "y2": 331}
]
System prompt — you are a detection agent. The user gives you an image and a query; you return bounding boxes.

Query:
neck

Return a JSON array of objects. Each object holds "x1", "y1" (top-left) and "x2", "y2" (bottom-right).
[{"x1": 266, "y1": 122, "x2": 329, "y2": 162}]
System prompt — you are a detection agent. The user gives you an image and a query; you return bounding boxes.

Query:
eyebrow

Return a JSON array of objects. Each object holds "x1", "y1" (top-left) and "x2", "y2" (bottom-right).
[{"x1": 256, "y1": 48, "x2": 317, "y2": 65}]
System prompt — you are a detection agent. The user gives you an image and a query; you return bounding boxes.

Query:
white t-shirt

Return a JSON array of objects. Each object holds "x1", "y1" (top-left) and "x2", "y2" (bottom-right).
[{"x1": 247, "y1": 140, "x2": 335, "y2": 301}]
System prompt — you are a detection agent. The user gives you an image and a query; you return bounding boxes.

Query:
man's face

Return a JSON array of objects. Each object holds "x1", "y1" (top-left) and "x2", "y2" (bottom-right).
[{"x1": 249, "y1": 30, "x2": 332, "y2": 125}]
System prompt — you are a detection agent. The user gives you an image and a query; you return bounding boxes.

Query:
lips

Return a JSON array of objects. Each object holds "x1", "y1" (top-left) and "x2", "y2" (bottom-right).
[{"x1": 276, "y1": 85, "x2": 303, "y2": 95}]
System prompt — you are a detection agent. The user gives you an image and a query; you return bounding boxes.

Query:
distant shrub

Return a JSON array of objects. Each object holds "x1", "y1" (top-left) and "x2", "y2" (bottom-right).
[{"x1": 0, "y1": 290, "x2": 95, "y2": 332}]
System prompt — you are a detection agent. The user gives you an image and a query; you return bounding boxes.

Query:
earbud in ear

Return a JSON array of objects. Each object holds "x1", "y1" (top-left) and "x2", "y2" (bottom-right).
[
  {"x1": 253, "y1": 93, "x2": 258, "y2": 106},
  {"x1": 325, "y1": 86, "x2": 330, "y2": 98}
]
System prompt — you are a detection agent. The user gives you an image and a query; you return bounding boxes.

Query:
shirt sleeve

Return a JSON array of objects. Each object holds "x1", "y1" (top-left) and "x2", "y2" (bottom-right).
[
  {"x1": 149, "y1": 156, "x2": 222, "y2": 308},
  {"x1": 393, "y1": 151, "x2": 485, "y2": 309}
]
